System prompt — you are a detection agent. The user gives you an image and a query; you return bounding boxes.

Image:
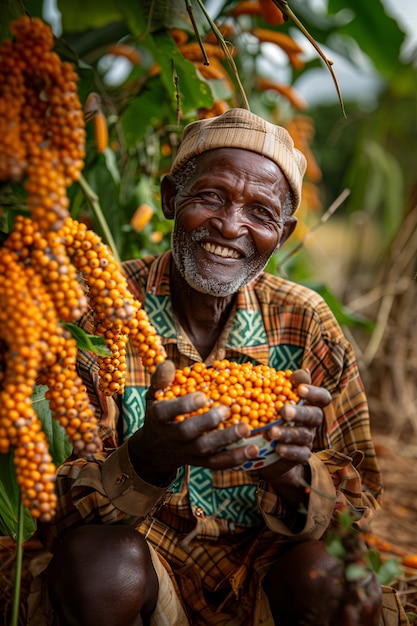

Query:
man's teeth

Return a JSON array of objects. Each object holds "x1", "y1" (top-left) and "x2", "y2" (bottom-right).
[{"x1": 201, "y1": 242, "x2": 240, "y2": 259}]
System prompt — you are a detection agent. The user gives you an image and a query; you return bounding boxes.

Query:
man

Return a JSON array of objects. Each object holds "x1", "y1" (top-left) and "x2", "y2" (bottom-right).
[{"x1": 42, "y1": 109, "x2": 397, "y2": 625}]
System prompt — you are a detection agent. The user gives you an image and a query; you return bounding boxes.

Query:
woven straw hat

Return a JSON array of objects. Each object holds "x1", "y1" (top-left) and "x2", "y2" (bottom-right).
[{"x1": 171, "y1": 108, "x2": 306, "y2": 213}]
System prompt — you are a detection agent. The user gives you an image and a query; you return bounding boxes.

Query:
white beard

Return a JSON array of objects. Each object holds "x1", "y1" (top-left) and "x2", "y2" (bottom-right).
[{"x1": 171, "y1": 225, "x2": 268, "y2": 297}]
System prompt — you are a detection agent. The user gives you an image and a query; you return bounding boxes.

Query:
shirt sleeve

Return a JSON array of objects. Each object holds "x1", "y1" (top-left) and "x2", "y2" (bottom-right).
[
  {"x1": 257, "y1": 453, "x2": 336, "y2": 540},
  {"x1": 41, "y1": 443, "x2": 172, "y2": 552},
  {"x1": 257, "y1": 447, "x2": 381, "y2": 541}
]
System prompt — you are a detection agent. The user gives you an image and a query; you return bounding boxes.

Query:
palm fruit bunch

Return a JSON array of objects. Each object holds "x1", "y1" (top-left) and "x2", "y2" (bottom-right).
[{"x1": 0, "y1": 16, "x2": 165, "y2": 521}]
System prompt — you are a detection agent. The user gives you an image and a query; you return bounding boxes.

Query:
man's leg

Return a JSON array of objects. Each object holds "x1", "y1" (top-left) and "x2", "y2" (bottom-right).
[
  {"x1": 263, "y1": 539, "x2": 381, "y2": 626},
  {"x1": 45, "y1": 525, "x2": 159, "y2": 626}
]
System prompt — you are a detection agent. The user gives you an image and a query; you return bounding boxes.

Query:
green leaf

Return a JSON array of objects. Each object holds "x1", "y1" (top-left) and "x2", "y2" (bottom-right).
[
  {"x1": 0, "y1": 452, "x2": 36, "y2": 542},
  {"x1": 58, "y1": 0, "x2": 125, "y2": 33},
  {"x1": 136, "y1": 31, "x2": 213, "y2": 116},
  {"x1": 122, "y1": 77, "x2": 173, "y2": 149},
  {"x1": 32, "y1": 385, "x2": 72, "y2": 467},
  {"x1": 103, "y1": 148, "x2": 121, "y2": 186},
  {"x1": 345, "y1": 562, "x2": 368, "y2": 582},
  {"x1": 64, "y1": 322, "x2": 112, "y2": 357},
  {"x1": 367, "y1": 547, "x2": 381, "y2": 573},
  {"x1": 328, "y1": 0, "x2": 406, "y2": 78},
  {"x1": 85, "y1": 159, "x2": 122, "y2": 250},
  {"x1": 326, "y1": 535, "x2": 346, "y2": 559},
  {"x1": 375, "y1": 557, "x2": 404, "y2": 586},
  {"x1": 0, "y1": 0, "x2": 26, "y2": 42},
  {"x1": 120, "y1": 0, "x2": 194, "y2": 35}
]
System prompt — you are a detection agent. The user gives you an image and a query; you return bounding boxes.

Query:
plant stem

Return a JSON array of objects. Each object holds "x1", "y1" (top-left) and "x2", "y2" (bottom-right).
[
  {"x1": 194, "y1": 0, "x2": 250, "y2": 110},
  {"x1": 273, "y1": 0, "x2": 346, "y2": 117},
  {"x1": 77, "y1": 174, "x2": 122, "y2": 266},
  {"x1": 11, "y1": 496, "x2": 24, "y2": 626}
]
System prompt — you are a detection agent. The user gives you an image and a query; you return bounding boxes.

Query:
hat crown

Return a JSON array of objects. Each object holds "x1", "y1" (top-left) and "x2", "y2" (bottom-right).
[{"x1": 171, "y1": 108, "x2": 306, "y2": 213}]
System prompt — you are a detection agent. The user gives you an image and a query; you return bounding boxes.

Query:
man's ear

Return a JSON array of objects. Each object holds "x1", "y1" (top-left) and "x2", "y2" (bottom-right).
[
  {"x1": 161, "y1": 174, "x2": 177, "y2": 219},
  {"x1": 278, "y1": 216, "x2": 297, "y2": 248}
]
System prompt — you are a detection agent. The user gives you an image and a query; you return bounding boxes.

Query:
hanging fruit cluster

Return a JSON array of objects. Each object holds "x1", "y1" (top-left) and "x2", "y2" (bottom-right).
[{"x1": 0, "y1": 16, "x2": 166, "y2": 521}]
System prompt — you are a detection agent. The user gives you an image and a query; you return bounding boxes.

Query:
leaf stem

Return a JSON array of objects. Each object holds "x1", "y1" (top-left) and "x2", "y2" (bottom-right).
[
  {"x1": 10, "y1": 495, "x2": 24, "y2": 626},
  {"x1": 185, "y1": 0, "x2": 210, "y2": 65},
  {"x1": 77, "y1": 174, "x2": 122, "y2": 266},
  {"x1": 193, "y1": 0, "x2": 250, "y2": 110},
  {"x1": 272, "y1": 0, "x2": 346, "y2": 117}
]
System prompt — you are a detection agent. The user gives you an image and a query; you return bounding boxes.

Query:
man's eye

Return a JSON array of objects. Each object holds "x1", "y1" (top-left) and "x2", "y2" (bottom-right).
[
  {"x1": 252, "y1": 206, "x2": 274, "y2": 219},
  {"x1": 199, "y1": 191, "x2": 222, "y2": 203}
]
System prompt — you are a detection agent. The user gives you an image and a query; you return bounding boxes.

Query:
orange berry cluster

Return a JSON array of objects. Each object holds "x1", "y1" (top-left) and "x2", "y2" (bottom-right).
[
  {"x1": 0, "y1": 16, "x2": 167, "y2": 520},
  {"x1": 0, "y1": 212, "x2": 167, "y2": 515},
  {"x1": 0, "y1": 248, "x2": 58, "y2": 520},
  {"x1": 155, "y1": 360, "x2": 299, "y2": 431},
  {"x1": 0, "y1": 243, "x2": 104, "y2": 520},
  {"x1": 62, "y1": 218, "x2": 166, "y2": 395},
  {"x1": 0, "y1": 15, "x2": 85, "y2": 234},
  {"x1": 5, "y1": 215, "x2": 88, "y2": 322},
  {"x1": 38, "y1": 347, "x2": 102, "y2": 459}
]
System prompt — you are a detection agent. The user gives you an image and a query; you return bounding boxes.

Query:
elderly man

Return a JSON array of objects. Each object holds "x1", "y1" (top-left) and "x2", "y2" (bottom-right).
[{"x1": 42, "y1": 109, "x2": 392, "y2": 626}]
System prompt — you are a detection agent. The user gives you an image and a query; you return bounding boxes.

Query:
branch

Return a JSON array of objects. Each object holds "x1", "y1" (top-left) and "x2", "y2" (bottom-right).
[
  {"x1": 193, "y1": 0, "x2": 250, "y2": 110},
  {"x1": 278, "y1": 188, "x2": 351, "y2": 269},
  {"x1": 272, "y1": 0, "x2": 346, "y2": 117}
]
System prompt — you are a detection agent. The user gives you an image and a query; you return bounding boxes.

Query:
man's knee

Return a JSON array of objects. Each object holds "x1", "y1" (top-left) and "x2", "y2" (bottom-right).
[
  {"x1": 263, "y1": 540, "x2": 344, "y2": 624},
  {"x1": 46, "y1": 525, "x2": 158, "y2": 625},
  {"x1": 263, "y1": 539, "x2": 382, "y2": 626}
]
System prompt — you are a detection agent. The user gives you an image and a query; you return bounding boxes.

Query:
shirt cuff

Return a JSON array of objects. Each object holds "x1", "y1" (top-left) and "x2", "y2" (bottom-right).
[
  {"x1": 102, "y1": 440, "x2": 170, "y2": 517},
  {"x1": 259, "y1": 453, "x2": 336, "y2": 540}
]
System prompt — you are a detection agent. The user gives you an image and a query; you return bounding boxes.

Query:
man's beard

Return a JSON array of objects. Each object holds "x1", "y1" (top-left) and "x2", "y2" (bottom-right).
[{"x1": 171, "y1": 225, "x2": 268, "y2": 297}]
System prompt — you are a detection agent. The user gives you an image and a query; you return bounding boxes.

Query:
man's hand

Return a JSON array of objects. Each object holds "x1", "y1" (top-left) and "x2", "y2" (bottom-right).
[
  {"x1": 259, "y1": 369, "x2": 332, "y2": 480},
  {"x1": 128, "y1": 360, "x2": 260, "y2": 486},
  {"x1": 257, "y1": 370, "x2": 332, "y2": 520}
]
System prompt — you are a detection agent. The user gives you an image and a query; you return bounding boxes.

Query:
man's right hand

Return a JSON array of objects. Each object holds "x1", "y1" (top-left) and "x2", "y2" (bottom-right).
[{"x1": 127, "y1": 360, "x2": 260, "y2": 486}]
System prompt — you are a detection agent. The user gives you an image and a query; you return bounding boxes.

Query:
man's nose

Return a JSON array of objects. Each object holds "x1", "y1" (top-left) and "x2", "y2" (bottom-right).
[{"x1": 209, "y1": 204, "x2": 248, "y2": 238}]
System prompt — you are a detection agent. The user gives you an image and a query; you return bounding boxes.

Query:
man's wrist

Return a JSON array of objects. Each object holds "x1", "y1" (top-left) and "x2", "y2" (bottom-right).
[
  {"x1": 127, "y1": 431, "x2": 177, "y2": 487},
  {"x1": 102, "y1": 440, "x2": 171, "y2": 516}
]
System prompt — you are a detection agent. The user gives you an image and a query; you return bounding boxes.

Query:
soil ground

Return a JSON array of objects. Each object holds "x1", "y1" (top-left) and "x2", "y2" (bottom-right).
[{"x1": 371, "y1": 430, "x2": 417, "y2": 617}]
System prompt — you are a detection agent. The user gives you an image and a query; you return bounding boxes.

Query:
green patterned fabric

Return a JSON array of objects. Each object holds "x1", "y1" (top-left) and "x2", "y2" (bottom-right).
[
  {"x1": 227, "y1": 309, "x2": 267, "y2": 347},
  {"x1": 122, "y1": 292, "x2": 177, "y2": 438},
  {"x1": 145, "y1": 292, "x2": 177, "y2": 338},
  {"x1": 269, "y1": 344, "x2": 303, "y2": 371},
  {"x1": 188, "y1": 466, "x2": 263, "y2": 525},
  {"x1": 123, "y1": 387, "x2": 147, "y2": 438}
]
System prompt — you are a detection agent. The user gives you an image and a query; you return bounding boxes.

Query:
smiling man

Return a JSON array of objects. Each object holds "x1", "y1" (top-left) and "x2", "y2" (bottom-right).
[{"x1": 38, "y1": 109, "x2": 406, "y2": 626}]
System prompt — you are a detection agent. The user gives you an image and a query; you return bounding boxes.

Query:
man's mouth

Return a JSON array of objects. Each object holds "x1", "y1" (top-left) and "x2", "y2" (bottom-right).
[{"x1": 200, "y1": 241, "x2": 241, "y2": 259}]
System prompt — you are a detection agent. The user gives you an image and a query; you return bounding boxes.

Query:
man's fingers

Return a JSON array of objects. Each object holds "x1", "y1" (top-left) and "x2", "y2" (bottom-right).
[
  {"x1": 149, "y1": 359, "x2": 176, "y2": 393},
  {"x1": 289, "y1": 368, "x2": 311, "y2": 386},
  {"x1": 145, "y1": 360, "x2": 176, "y2": 409}
]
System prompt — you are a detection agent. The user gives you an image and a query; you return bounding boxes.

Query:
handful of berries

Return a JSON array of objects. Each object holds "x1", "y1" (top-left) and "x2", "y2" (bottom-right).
[{"x1": 155, "y1": 359, "x2": 300, "y2": 431}]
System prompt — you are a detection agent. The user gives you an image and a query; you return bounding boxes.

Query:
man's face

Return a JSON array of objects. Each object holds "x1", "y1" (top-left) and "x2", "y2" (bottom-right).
[{"x1": 168, "y1": 148, "x2": 295, "y2": 297}]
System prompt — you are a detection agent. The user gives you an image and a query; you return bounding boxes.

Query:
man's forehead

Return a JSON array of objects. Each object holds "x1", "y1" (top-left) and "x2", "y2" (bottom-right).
[{"x1": 192, "y1": 148, "x2": 289, "y2": 187}]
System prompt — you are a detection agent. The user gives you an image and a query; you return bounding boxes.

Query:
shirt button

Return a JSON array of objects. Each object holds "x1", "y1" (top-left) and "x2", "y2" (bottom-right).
[{"x1": 194, "y1": 506, "x2": 205, "y2": 517}]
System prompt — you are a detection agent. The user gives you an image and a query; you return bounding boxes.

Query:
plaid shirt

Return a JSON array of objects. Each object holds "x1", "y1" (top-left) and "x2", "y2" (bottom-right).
[{"x1": 43, "y1": 251, "x2": 382, "y2": 623}]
